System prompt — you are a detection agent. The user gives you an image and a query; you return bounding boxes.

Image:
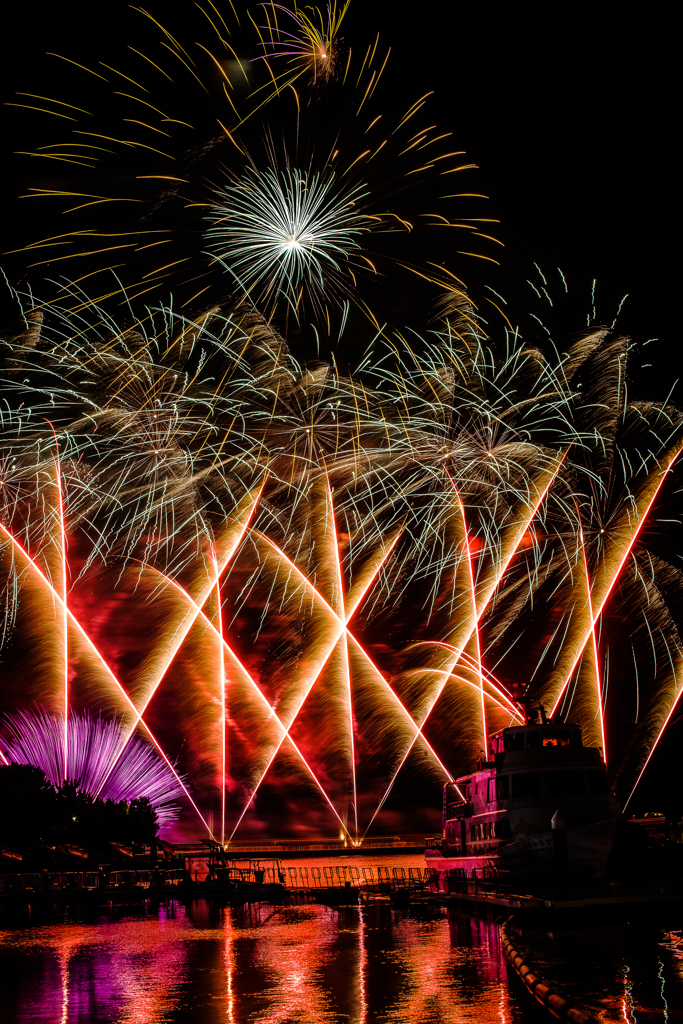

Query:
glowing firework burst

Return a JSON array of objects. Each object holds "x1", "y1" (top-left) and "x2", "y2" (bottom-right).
[
  {"x1": 204, "y1": 167, "x2": 371, "y2": 308},
  {"x1": 7, "y1": 0, "x2": 487, "y2": 327},
  {"x1": 3, "y1": 709, "x2": 184, "y2": 825},
  {"x1": 257, "y1": 1, "x2": 350, "y2": 84}
]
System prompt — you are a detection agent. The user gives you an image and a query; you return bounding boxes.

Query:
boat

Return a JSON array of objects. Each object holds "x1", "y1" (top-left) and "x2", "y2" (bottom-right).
[
  {"x1": 204, "y1": 845, "x2": 286, "y2": 902},
  {"x1": 425, "y1": 701, "x2": 621, "y2": 893}
]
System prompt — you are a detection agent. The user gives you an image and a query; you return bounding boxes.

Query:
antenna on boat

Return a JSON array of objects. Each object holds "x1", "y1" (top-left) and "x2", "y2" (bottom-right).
[{"x1": 511, "y1": 680, "x2": 533, "y2": 725}]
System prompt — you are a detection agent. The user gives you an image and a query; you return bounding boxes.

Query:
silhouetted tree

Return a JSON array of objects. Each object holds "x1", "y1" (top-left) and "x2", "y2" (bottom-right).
[
  {"x1": 0, "y1": 764, "x2": 159, "y2": 853},
  {"x1": 0, "y1": 764, "x2": 56, "y2": 847}
]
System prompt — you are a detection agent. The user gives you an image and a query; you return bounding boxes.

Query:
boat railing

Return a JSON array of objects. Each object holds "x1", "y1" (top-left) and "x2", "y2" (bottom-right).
[
  {"x1": 446, "y1": 800, "x2": 474, "y2": 818},
  {"x1": 445, "y1": 867, "x2": 512, "y2": 898}
]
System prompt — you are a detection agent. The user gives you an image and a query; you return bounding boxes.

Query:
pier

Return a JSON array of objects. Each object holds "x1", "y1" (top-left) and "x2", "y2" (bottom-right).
[{"x1": 4, "y1": 860, "x2": 681, "y2": 915}]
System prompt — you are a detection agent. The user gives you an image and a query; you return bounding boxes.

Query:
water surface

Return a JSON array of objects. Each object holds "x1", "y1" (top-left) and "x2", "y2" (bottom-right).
[
  {"x1": 1, "y1": 882, "x2": 681, "y2": 1022},
  {"x1": 0, "y1": 900, "x2": 538, "y2": 1023}
]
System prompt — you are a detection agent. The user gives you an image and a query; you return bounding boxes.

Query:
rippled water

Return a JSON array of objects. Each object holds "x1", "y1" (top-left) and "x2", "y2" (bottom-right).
[
  {"x1": 0, "y1": 900, "x2": 539, "y2": 1024},
  {"x1": 509, "y1": 916, "x2": 683, "y2": 1022},
  {"x1": 1, "y1": 857, "x2": 681, "y2": 1024}
]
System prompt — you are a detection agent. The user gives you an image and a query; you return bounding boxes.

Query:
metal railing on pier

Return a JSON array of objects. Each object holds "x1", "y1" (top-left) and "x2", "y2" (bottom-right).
[
  {"x1": 0, "y1": 867, "x2": 188, "y2": 893},
  {"x1": 270, "y1": 864, "x2": 437, "y2": 891}
]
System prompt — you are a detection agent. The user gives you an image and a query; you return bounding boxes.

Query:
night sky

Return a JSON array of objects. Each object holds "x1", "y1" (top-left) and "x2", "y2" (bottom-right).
[
  {"x1": 2, "y1": 3, "x2": 676, "y2": 386},
  {"x1": 1, "y1": 2, "x2": 679, "y2": 823}
]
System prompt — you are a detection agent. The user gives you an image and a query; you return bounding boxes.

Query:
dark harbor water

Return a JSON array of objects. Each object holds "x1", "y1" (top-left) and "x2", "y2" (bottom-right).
[
  {"x1": 0, "y1": 895, "x2": 681, "y2": 1023},
  {"x1": 1, "y1": 899, "x2": 534, "y2": 1024}
]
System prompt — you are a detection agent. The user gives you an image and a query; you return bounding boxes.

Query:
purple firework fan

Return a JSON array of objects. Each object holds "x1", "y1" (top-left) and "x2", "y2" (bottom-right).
[{"x1": 2, "y1": 708, "x2": 185, "y2": 827}]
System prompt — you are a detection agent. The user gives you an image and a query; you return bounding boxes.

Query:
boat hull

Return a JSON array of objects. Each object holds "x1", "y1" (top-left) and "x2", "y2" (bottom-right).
[{"x1": 426, "y1": 817, "x2": 619, "y2": 888}]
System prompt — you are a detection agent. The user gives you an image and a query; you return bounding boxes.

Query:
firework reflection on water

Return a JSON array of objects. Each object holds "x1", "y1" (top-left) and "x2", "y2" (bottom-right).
[
  {"x1": 1, "y1": 888, "x2": 681, "y2": 1023},
  {"x1": 0, "y1": 892, "x2": 527, "y2": 1024}
]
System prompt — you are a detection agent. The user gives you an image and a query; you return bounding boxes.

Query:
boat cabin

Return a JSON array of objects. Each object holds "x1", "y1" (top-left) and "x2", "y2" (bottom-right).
[{"x1": 440, "y1": 709, "x2": 617, "y2": 859}]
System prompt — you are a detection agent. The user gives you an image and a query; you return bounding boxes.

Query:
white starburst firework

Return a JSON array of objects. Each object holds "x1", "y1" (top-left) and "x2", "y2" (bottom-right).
[{"x1": 204, "y1": 167, "x2": 371, "y2": 308}]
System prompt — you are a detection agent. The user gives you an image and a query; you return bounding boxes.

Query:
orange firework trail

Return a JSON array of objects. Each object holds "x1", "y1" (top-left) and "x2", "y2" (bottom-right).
[
  {"x1": 547, "y1": 442, "x2": 683, "y2": 720},
  {"x1": 140, "y1": 559, "x2": 354, "y2": 839},
  {"x1": 367, "y1": 454, "x2": 566, "y2": 821},
  {"x1": 0, "y1": 520, "x2": 212, "y2": 834}
]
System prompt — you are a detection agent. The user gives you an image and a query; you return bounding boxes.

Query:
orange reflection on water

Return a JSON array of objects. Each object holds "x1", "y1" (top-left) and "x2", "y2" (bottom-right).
[
  {"x1": 0, "y1": 901, "x2": 526, "y2": 1023},
  {"x1": 223, "y1": 903, "x2": 365, "y2": 1023},
  {"x1": 362, "y1": 908, "x2": 514, "y2": 1024},
  {"x1": 0, "y1": 912, "x2": 193, "y2": 1023}
]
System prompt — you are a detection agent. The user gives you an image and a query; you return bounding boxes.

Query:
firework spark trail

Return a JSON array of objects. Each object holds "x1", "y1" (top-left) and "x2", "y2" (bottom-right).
[
  {"x1": 417, "y1": 643, "x2": 524, "y2": 720},
  {"x1": 232, "y1": 518, "x2": 459, "y2": 833},
  {"x1": 38, "y1": 434, "x2": 70, "y2": 780},
  {"x1": 52, "y1": 453, "x2": 69, "y2": 782},
  {"x1": 547, "y1": 443, "x2": 683, "y2": 718},
  {"x1": 580, "y1": 528, "x2": 606, "y2": 759},
  {"x1": 0, "y1": 520, "x2": 213, "y2": 835},
  {"x1": 94, "y1": 482, "x2": 264, "y2": 796},
  {"x1": 623, "y1": 661, "x2": 683, "y2": 811},
  {"x1": 405, "y1": 668, "x2": 525, "y2": 719},
  {"x1": 211, "y1": 552, "x2": 227, "y2": 845},
  {"x1": 344, "y1": 636, "x2": 457, "y2": 781},
  {"x1": 227, "y1": 517, "x2": 401, "y2": 840},
  {"x1": 139, "y1": 560, "x2": 353, "y2": 838},
  {"x1": 367, "y1": 456, "x2": 566, "y2": 820},
  {"x1": 328, "y1": 475, "x2": 359, "y2": 836},
  {"x1": 361, "y1": 665, "x2": 524, "y2": 836},
  {"x1": 449, "y1": 478, "x2": 487, "y2": 757}
]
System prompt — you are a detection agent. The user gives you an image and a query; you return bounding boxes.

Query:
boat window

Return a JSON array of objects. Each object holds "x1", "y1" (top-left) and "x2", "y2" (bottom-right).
[
  {"x1": 586, "y1": 771, "x2": 611, "y2": 795},
  {"x1": 446, "y1": 798, "x2": 463, "y2": 818},
  {"x1": 512, "y1": 773, "x2": 542, "y2": 799},
  {"x1": 558, "y1": 731, "x2": 573, "y2": 746},
  {"x1": 526, "y1": 731, "x2": 542, "y2": 748},
  {"x1": 542, "y1": 732, "x2": 559, "y2": 746},
  {"x1": 545, "y1": 771, "x2": 587, "y2": 802},
  {"x1": 504, "y1": 732, "x2": 525, "y2": 751},
  {"x1": 496, "y1": 776, "x2": 510, "y2": 799},
  {"x1": 487, "y1": 779, "x2": 497, "y2": 803}
]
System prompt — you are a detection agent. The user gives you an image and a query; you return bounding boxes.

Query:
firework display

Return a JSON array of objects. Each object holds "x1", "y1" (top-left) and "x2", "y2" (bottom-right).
[
  {"x1": 7, "y1": 0, "x2": 487, "y2": 325},
  {"x1": 1, "y1": 280, "x2": 681, "y2": 840},
  {"x1": 2, "y1": 2, "x2": 682, "y2": 842}
]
